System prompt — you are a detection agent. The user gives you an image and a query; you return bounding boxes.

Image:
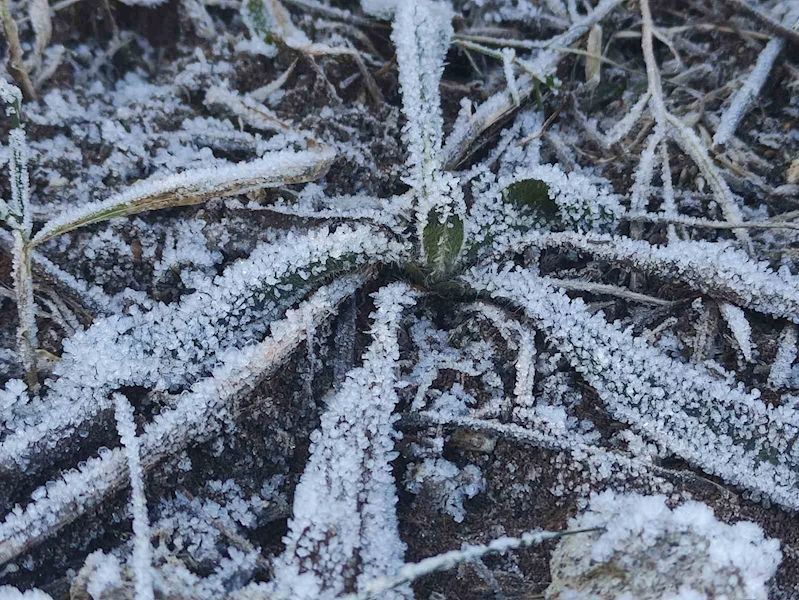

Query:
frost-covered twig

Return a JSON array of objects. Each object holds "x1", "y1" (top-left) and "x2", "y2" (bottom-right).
[
  {"x1": 249, "y1": 58, "x2": 298, "y2": 102},
  {"x1": 113, "y1": 394, "x2": 154, "y2": 600},
  {"x1": 467, "y1": 265, "x2": 799, "y2": 511},
  {"x1": 547, "y1": 277, "x2": 676, "y2": 306},
  {"x1": 267, "y1": 283, "x2": 416, "y2": 599},
  {"x1": 0, "y1": 276, "x2": 364, "y2": 566},
  {"x1": 713, "y1": 35, "x2": 786, "y2": 147},
  {"x1": 287, "y1": 0, "x2": 383, "y2": 28},
  {"x1": 31, "y1": 148, "x2": 335, "y2": 246},
  {"x1": 621, "y1": 212, "x2": 799, "y2": 231},
  {"x1": 599, "y1": 91, "x2": 652, "y2": 148},
  {"x1": 721, "y1": 0, "x2": 799, "y2": 47},
  {"x1": 346, "y1": 526, "x2": 600, "y2": 600}
]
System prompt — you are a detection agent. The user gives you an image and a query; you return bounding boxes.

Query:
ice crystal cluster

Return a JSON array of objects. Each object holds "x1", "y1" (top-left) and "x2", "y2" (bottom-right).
[
  {"x1": 0, "y1": 0, "x2": 798, "y2": 598},
  {"x1": 547, "y1": 491, "x2": 782, "y2": 600}
]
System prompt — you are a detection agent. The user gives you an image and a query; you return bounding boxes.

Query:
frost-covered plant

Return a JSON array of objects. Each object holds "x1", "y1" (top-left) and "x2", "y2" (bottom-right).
[
  {"x1": 0, "y1": 80, "x2": 37, "y2": 389},
  {"x1": 1, "y1": 0, "x2": 798, "y2": 598}
]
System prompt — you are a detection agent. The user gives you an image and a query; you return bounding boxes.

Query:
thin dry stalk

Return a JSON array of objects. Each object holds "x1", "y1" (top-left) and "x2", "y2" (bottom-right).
[
  {"x1": 547, "y1": 277, "x2": 676, "y2": 306},
  {"x1": 622, "y1": 212, "x2": 799, "y2": 231},
  {"x1": 0, "y1": 0, "x2": 36, "y2": 99},
  {"x1": 11, "y1": 232, "x2": 37, "y2": 389},
  {"x1": 713, "y1": 34, "x2": 786, "y2": 147}
]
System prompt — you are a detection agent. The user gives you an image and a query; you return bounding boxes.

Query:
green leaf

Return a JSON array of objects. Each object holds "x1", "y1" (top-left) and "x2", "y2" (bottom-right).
[
  {"x1": 504, "y1": 179, "x2": 556, "y2": 219},
  {"x1": 423, "y1": 210, "x2": 464, "y2": 277},
  {"x1": 244, "y1": 0, "x2": 275, "y2": 44}
]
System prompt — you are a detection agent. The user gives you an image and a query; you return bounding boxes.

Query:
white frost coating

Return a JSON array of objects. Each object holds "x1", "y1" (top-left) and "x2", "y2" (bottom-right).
[
  {"x1": 548, "y1": 491, "x2": 781, "y2": 600},
  {"x1": 361, "y1": 0, "x2": 398, "y2": 18},
  {"x1": 629, "y1": 128, "x2": 666, "y2": 219},
  {"x1": 712, "y1": 36, "x2": 785, "y2": 147},
  {"x1": 0, "y1": 588, "x2": 54, "y2": 600},
  {"x1": 507, "y1": 163, "x2": 622, "y2": 231},
  {"x1": 405, "y1": 458, "x2": 485, "y2": 522},
  {"x1": 719, "y1": 302, "x2": 754, "y2": 362},
  {"x1": 32, "y1": 148, "x2": 335, "y2": 245},
  {"x1": 83, "y1": 552, "x2": 124, "y2": 599},
  {"x1": 0, "y1": 224, "x2": 401, "y2": 475},
  {"x1": 769, "y1": 324, "x2": 797, "y2": 389},
  {"x1": 113, "y1": 394, "x2": 154, "y2": 600},
  {"x1": 471, "y1": 303, "x2": 536, "y2": 412},
  {"x1": 0, "y1": 380, "x2": 28, "y2": 427},
  {"x1": 510, "y1": 231, "x2": 799, "y2": 323},
  {"x1": 467, "y1": 265, "x2": 799, "y2": 510},
  {"x1": 269, "y1": 283, "x2": 416, "y2": 600},
  {"x1": 391, "y1": 0, "x2": 463, "y2": 258},
  {"x1": 466, "y1": 153, "x2": 620, "y2": 261},
  {"x1": 0, "y1": 277, "x2": 363, "y2": 565},
  {"x1": 601, "y1": 92, "x2": 651, "y2": 147}
]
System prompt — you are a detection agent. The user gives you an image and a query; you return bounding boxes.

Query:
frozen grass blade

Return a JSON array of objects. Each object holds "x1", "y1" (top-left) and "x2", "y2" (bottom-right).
[
  {"x1": 392, "y1": 0, "x2": 465, "y2": 276},
  {"x1": 113, "y1": 394, "x2": 154, "y2": 600},
  {"x1": 1, "y1": 81, "x2": 37, "y2": 389}
]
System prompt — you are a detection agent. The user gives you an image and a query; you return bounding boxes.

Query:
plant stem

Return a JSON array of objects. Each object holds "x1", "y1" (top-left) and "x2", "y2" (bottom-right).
[
  {"x1": 12, "y1": 230, "x2": 37, "y2": 390},
  {"x1": 0, "y1": 0, "x2": 37, "y2": 100}
]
